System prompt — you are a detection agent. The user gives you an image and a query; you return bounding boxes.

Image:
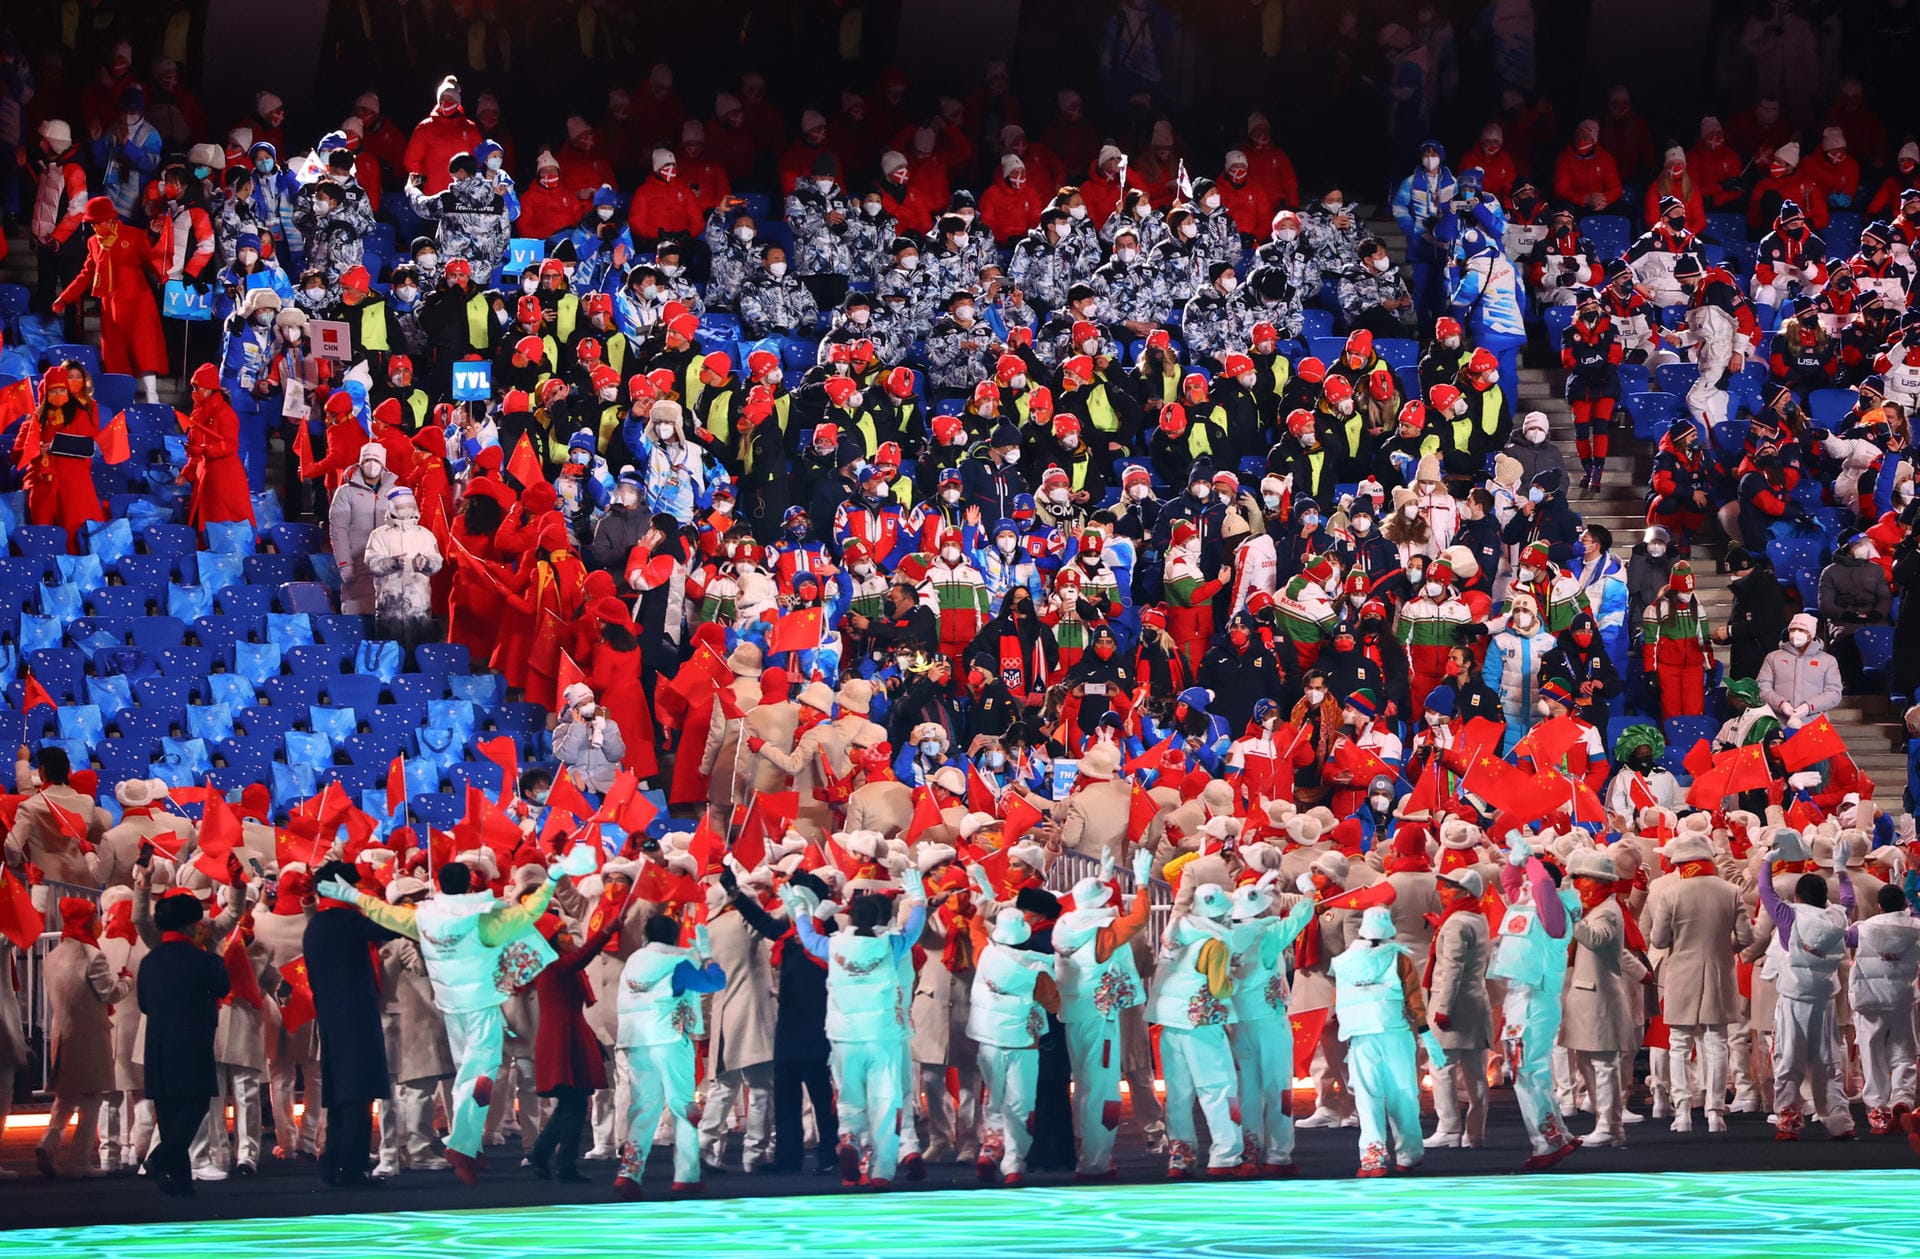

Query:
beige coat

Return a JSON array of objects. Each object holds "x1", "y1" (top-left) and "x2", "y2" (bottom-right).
[
  {"x1": 704, "y1": 905, "x2": 775, "y2": 1074},
  {"x1": 1384, "y1": 870, "x2": 1441, "y2": 954},
  {"x1": 699, "y1": 676, "x2": 764, "y2": 812},
  {"x1": 96, "y1": 813, "x2": 197, "y2": 889},
  {"x1": 5, "y1": 783, "x2": 107, "y2": 885},
  {"x1": 209, "y1": 936, "x2": 274, "y2": 1072},
  {"x1": 101, "y1": 934, "x2": 146, "y2": 1090},
  {"x1": 1054, "y1": 777, "x2": 1137, "y2": 862},
  {"x1": 1427, "y1": 909, "x2": 1492, "y2": 1050},
  {"x1": 45, "y1": 937, "x2": 131, "y2": 1093},
  {"x1": 1644, "y1": 872, "x2": 1753, "y2": 1025},
  {"x1": 845, "y1": 780, "x2": 914, "y2": 837},
  {"x1": 1562, "y1": 898, "x2": 1639, "y2": 1053},
  {"x1": 1292, "y1": 905, "x2": 1362, "y2": 1010},
  {"x1": 909, "y1": 910, "x2": 977, "y2": 1068},
  {"x1": 380, "y1": 939, "x2": 454, "y2": 1083},
  {"x1": 0, "y1": 940, "x2": 24, "y2": 1070},
  {"x1": 709, "y1": 700, "x2": 802, "y2": 820},
  {"x1": 251, "y1": 910, "x2": 317, "y2": 1064}
]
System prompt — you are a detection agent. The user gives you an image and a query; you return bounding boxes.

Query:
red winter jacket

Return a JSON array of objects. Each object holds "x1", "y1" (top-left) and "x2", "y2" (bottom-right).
[
  {"x1": 1552, "y1": 146, "x2": 1623, "y2": 209},
  {"x1": 979, "y1": 175, "x2": 1046, "y2": 245},
  {"x1": 404, "y1": 107, "x2": 484, "y2": 193},
  {"x1": 627, "y1": 173, "x2": 703, "y2": 242}
]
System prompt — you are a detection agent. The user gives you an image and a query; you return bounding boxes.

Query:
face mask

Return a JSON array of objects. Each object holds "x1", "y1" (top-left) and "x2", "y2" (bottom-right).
[
  {"x1": 419, "y1": 252, "x2": 438, "y2": 268},
  {"x1": 1128, "y1": 484, "x2": 1150, "y2": 502},
  {"x1": 1527, "y1": 487, "x2": 1545, "y2": 504},
  {"x1": 919, "y1": 740, "x2": 943, "y2": 757},
  {"x1": 304, "y1": 286, "x2": 325, "y2": 300},
  {"x1": 853, "y1": 561, "x2": 874, "y2": 577},
  {"x1": 1275, "y1": 228, "x2": 1299, "y2": 243},
  {"x1": 522, "y1": 275, "x2": 540, "y2": 294},
  {"x1": 659, "y1": 262, "x2": 683, "y2": 278},
  {"x1": 1647, "y1": 542, "x2": 1667, "y2": 558},
  {"x1": 1219, "y1": 275, "x2": 1237, "y2": 293},
  {"x1": 1324, "y1": 199, "x2": 1344, "y2": 213},
  {"x1": 640, "y1": 284, "x2": 658, "y2": 300},
  {"x1": 251, "y1": 311, "x2": 273, "y2": 326},
  {"x1": 1262, "y1": 493, "x2": 1282, "y2": 510},
  {"x1": 814, "y1": 178, "x2": 835, "y2": 194},
  {"x1": 255, "y1": 157, "x2": 275, "y2": 174},
  {"x1": 1852, "y1": 543, "x2": 1873, "y2": 559},
  {"x1": 285, "y1": 328, "x2": 303, "y2": 343},
  {"x1": 1426, "y1": 712, "x2": 1446, "y2": 727},
  {"x1": 1423, "y1": 580, "x2": 1443, "y2": 598},
  {"x1": 1371, "y1": 256, "x2": 1392, "y2": 274},
  {"x1": 395, "y1": 285, "x2": 418, "y2": 302},
  {"x1": 1305, "y1": 687, "x2": 1326, "y2": 706},
  {"x1": 1513, "y1": 612, "x2": 1536, "y2": 631},
  {"x1": 768, "y1": 261, "x2": 788, "y2": 278},
  {"x1": 359, "y1": 460, "x2": 383, "y2": 480},
  {"x1": 1789, "y1": 630, "x2": 1811, "y2": 648},
  {"x1": 1335, "y1": 400, "x2": 1354, "y2": 417},
  {"x1": 1179, "y1": 222, "x2": 1198, "y2": 239},
  {"x1": 984, "y1": 750, "x2": 1006, "y2": 769},
  {"x1": 1301, "y1": 512, "x2": 1321, "y2": 529},
  {"x1": 656, "y1": 422, "x2": 676, "y2": 439},
  {"x1": 1117, "y1": 247, "x2": 1138, "y2": 263},
  {"x1": 237, "y1": 248, "x2": 259, "y2": 266},
  {"x1": 1001, "y1": 448, "x2": 1021, "y2": 466}
]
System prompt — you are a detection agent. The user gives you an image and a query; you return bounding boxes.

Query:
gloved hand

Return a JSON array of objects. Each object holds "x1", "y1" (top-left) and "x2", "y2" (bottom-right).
[
  {"x1": 693, "y1": 924, "x2": 711, "y2": 956},
  {"x1": 438, "y1": 190, "x2": 457, "y2": 212},
  {"x1": 1296, "y1": 872, "x2": 1315, "y2": 895},
  {"x1": 747, "y1": 736, "x2": 765, "y2": 753},
  {"x1": 316, "y1": 876, "x2": 359, "y2": 903},
  {"x1": 1132, "y1": 848, "x2": 1153, "y2": 886},
  {"x1": 1831, "y1": 193, "x2": 1852, "y2": 209},
  {"x1": 901, "y1": 865, "x2": 927, "y2": 905},
  {"x1": 1507, "y1": 833, "x2": 1532, "y2": 867},
  {"x1": 1100, "y1": 848, "x2": 1116, "y2": 881},
  {"x1": 718, "y1": 866, "x2": 739, "y2": 896}
]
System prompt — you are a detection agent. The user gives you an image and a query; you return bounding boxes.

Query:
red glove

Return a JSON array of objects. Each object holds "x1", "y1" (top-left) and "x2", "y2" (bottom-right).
[
  {"x1": 747, "y1": 736, "x2": 766, "y2": 753},
  {"x1": 1433, "y1": 1011, "x2": 1452, "y2": 1031}
]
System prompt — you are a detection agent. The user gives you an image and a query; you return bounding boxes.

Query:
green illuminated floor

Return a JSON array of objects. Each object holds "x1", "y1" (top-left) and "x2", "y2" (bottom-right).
[{"x1": 5, "y1": 1169, "x2": 1918, "y2": 1258}]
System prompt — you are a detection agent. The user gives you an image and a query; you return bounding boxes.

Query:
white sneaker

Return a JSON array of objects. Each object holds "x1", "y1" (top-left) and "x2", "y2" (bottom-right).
[
  {"x1": 1422, "y1": 1132, "x2": 1463, "y2": 1149},
  {"x1": 371, "y1": 1160, "x2": 398, "y2": 1178},
  {"x1": 410, "y1": 1155, "x2": 450, "y2": 1171},
  {"x1": 1729, "y1": 1096, "x2": 1761, "y2": 1114},
  {"x1": 192, "y1": 1166, "x2": 229, "y2": 1182},
  {"x1": 583, "y1": 1145, "x2": 616, "y2": 1160},
  {"x1": 1337, "y1": 1115, "x2": 1360, "y2": 1128},
  {"x1": 1670, "y1": 1110, "x2": 1693, "y2": 1133},
  {"x1": 1621, "y1": 1109, "x2": 1645, "y2": 1125},
  {"x1": 1705, "y1": 1113, "x2": 1728, "y2": 1133},
  {"x1": 1295, "y1": 1108, "x2": 1344, "y2": 1129}
]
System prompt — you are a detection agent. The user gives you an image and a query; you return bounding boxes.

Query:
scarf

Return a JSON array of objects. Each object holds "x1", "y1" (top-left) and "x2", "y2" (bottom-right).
[
  {"x1": 769, "y1": 916, "x2": 832, "y2": 971},
  {"x1": 159, "y1": 930, "x2": 197, "y2": 945},
  {"x1": 939, "y1": 900, "x2": 977, "y2": 973},
  {"x1": 1677, "y1": 859, "x2": 1716, "y2": 879}
]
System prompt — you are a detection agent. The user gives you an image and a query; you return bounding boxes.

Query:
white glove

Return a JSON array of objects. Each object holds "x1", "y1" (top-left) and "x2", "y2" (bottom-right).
[
  {"x1": 1787, "y1": 770, "x2": 1821, "y2": 791},
  {"x1": 316, "y1": 876, "x2": 359, "y2": 903},
  {"x1": 1132, "y1": 848, "x2": 1153, "y2": 886},
  {"x1": 1100, "y1": 849, "x2": 1116, "y2": 881},
  {"x1": 1255, "y1": 868, "x2": 1283, "y2": 892},
  {"x1": 967, "y1": 861, "x2": 995, "y2": 902},
  {"x1": 693, "y1": 924, "x2": 711, "y2": 957},
  {"x1": 555, "y1": 842, "x2": 601, "y2": 879},
  {"x1": 1506, "y1": 833, "x2": 1532, "y2": 867},
  {"x1": 1295, "y1": 872, "x2": 1315, "y2": 895},
  {"x1": 817, "y1": 900, "x2": 842, "y2": 920},
  {"x1": 901, "y1": 865, "x2": 927, "y2": 905}
]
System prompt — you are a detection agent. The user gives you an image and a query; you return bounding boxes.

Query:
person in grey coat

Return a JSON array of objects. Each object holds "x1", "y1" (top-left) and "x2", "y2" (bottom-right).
[
  {"x1": 38, "y1": 897, "x2": 132, "y2": 1177},
  {"x1": 701, "y1": 201, "x2": 763, "y2": 311},
  {"x1": 555, "y1": 681, "x2": 627, "y2": 793},
  {"x1": 737, "y1": 247, "x2": 819, "y2": 339},
  {"x1": 1500, "y1": 409, "x2": 1568, "y2": 488},
  {"x1": 329, "y1": 443, "x2": 397, "y2": 614},
  {"x1": 1756, "y1": 612, "x2": 1844, "y2": 727},
  {"x1": 292, "y1": 155, "x2": 376, "y2": 289}
]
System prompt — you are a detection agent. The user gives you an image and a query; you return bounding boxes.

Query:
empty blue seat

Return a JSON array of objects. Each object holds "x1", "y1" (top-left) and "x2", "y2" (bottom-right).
[
  {"x1": 217, "y1": 586, "x2": 272, "y2": 617},
  {"x1": 1662, "y1": 716, "x2": 1718, "y2": 760},
  {"x1": 1309, "y1": 336, "x2": 1346, "y2": 365},
  {"x1": 1298, "y1": 309, "x2": 1335, "y2": 340},
  {"x1": 267, "y1": 522, "x2": 325, "y2": 557},
  {"x1": 447, "y1": 760, "x2": 505, "y2": 798},
  {"x1": 244, "y1": 554, "x2": 297, "y2": 587},
  {"x1": 313, "y1": 614, "x2": 367, "y2": 647},
  {"x1": 1543, "y1": 305, "x2": 1575, "y2": 343},
  {"x1": 1628, "y1": 391, "x2": 1687, "y2": 440},
  {"x1": 1808, "y1": 387, "x2": 1857, "y2": 423},
  {"x1": 15, "y1": 525, "x2": 69, "y2": 557},
  {"x1": 114, "y1": 708, "x2": 175, "y2": 744},
  {"x1": 1704, "y1": 212, "x2": 1748, "y2": 244},
  {"x1": 70, "y1": 615, "x2": 131, "y2": 646},
  {"x1": 1616, "y1": 363, "x2": 1650, "y2": 397},
  {"x1": 342, "y1": 729, "x2": 409, "y2": 764},
  {"x1": 390, "y1": 674, "x2": 447, "y2": 707},
  {"x1": 136, "y1": 676, "x2": 196, "y2": 711},
  {"x1": 27, "y1": 648, "x2": 85, "y2": 701},
  {"x1": 234, "y1": 705, "x2": 294, "y2": 739},
  {"x1": 1580, "y1": 214, "x2": 1632, "y2": 258},
  {"x1": 278, "y1": 582, "x2": 333, "y2": 614},
  {"x1": 414, "y1": 643, "x2": 470, "y2": 676},
  {"x1": 287, "y1": 642, "x2": 350, "y2": 675},
  {"x1": 1856, "y1": 626, "x2": 1893, "y2": 690},
  {"x1": 493, "y1": 702, "x2": 547, "y2": 734},
  {"x1": 258, "y1": 674, "x2": 325, "y2": 709},
  {"x1": 366, "y1": 704, "x2": 420, "y2": 745},
  {"x1": 130, "y1": 615, "x2": 189, "y2": 651},
  {"x1": 1375, "y1": 338, "x2": 1418, "y2": 369},
  {"x1": 322, "y1": 762, "x2": 382, "y2": 795},
  {"x1": 94, "y1": 373, "x2": 136, "y2": 417},
  {"x1": 325, "y1": 674, "x2": 385, "y2": 714},
  {"x1": 1656, "y1": 363, "x2": 1700, "y2": 394},
  {"x1": 191, "y1": 614, "x2": 253, "y2": 656},
  {"x1": 159, "y1": 644, "x2": 213, "y2": 678},
  {"x1": 97, "y1": 739, "x2": 157, "y2": 780},
  {"x1": 141, "y1": 524, "x2": 198, "y2": 557},
  {"x1": 86, "y1": 586, "x2": 149, "y2": 619}
]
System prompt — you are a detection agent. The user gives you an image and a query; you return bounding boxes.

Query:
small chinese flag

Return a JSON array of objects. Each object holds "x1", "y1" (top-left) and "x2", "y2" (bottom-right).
[
  {"x1": 385, "y1": 754, "x2": 407, "y2": 817},
  {"x1": 1779, "y1": 716, "x2": 1846, "y2": 773},
  {"x1": 767, "y1": 606, "x2": 825, "y2": 656},
  {"x1": 554, "y1": 650, "x2": 588, "y2": 714},
  {"x1": 98, "y1": 411, "x2": 130, "y2": 464},
  {"x1": 0, "y1": 867, "x2": 45, "y2": 951},
  {"x1": 18, "y1": 670, "x2": 57, "y2": 714},
  {"x1": 1315, "y1": 881, "x2": 1398, "y2": 913},
  {"x1": 905, "y1": 785, "x2": 945, "y2": 842},
  {"x1": 223, "y1": 931, "x2": 263, "y2": 1009},
  {"x1": 1129, "y1": 783, "x2": 1160, "y2": 837},
  {"x1": 278, "y1": 958, "x2": 316, "y2": 1033},
  {"x1": 967, "y1": 765, "x2": 998, "y2": 815},
  {"x1": 1000, "y1": 792, "x2": 1044, "y2": 844},
  {"x1": 1289, "y1": 1006, "x2": 1330, "y2": 1078},
  {"x1": 506, "y1": 431, "x2": 544, "y2": 488}
]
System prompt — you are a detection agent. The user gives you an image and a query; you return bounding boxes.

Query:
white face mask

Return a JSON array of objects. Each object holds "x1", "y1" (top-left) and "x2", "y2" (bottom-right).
[
  {"x1": 522, "y1": 275, "x2": 540, "y2": 294},
  {"x1": 1788, "y1": 630, "x2": 1811, "y2": 648},
  {"x1": 304, "y1": 287, "x2": 325, "y2": 300},
  {"x1": 1001, "y1": 448, "x2": 1021, "y2": 465},
  {"x1": 1353, "y1": 516, "x2": 1372, "y2": 535},
  {"x1": 941, "y1": 545, "x2": 962, "y2": 563},
  {"x1": 1049, "y1": 487, "x2": 1070, "y2": 505},
  {"x1": 1117, "y1": 247, "x2": 1138, "y2": 263},
  {"x1": 1069, "y1": 204, "x2": 1088, "y2": 219},
  {"x1": 285, "y1": 328, "x2": 303, "y2": 343},
  {"x1": 849, "y1": 308, "x2": 869, "y2": 324},
  {"x1": 1305, "y1": 688, "x2": 1326, "y2": 706},
  {"x1": 997, "y1": 535, "x2": 1017, "y2": 555},
  {"x1": 733, "y1": 225, "x2": 755, "y2": 242},
  {"x1": 1370, "y1": 794, "x2": 1392, "y2": 812},
  {"x1": 768, "y1": 261, "x2": 788, "y2": 277},
  {"x1": 1371, "y1": 256, "x2": 1393, "y2": 274},
  {"x1": 487, "y1": 155, "x2": 504, "y2": 171},
  {"x1": 1263, "y1": 493, "x2": 1282, "y2": 510},
  {"x1": 237, "y1": 248, "x2": 258, "y2": 265},
  {"x1": 941, "y1": 488, "x2": 961, "y2": 505},
  {"x1": 954, "y1": 303, "x2": 975, "y2": 321},
  {"x1": 419, "y1": 252, "x2": 438, "y2": 268},
  {"x1": 814, "y1": 178, "x2": 835, "y2": 194},
  {"x1": 1513, "y1": 612, "x2": 1536, "y2": 631},
  {"x1": 395, "y1": 285, "x2": 419, "y2": 302},
  {"x1": 1275, "y1": 228, "x2": 1299, "y2": 243},
  {"x1": 898, "y1": 254, "x2": 919, "y2": 271},
  {"x1": 1422, "y1": 155, "x2": 1440, "y2": 171},
  {"x1": 1129, "y1": 484, "x2": 1150, "y2": 501},
  {"x1": 1061, "y1": 434, "x2": 1079, "y2": 451},
  {"x1": 660, "y1": 263, "x2": 682, "y2": 277},
  {"x1": 1646, "y1": 542, "x2": 1667, "y2": 557},
  {"x1": 1423, "y1": 580, "x2": 1442, "y2": 597},
  {"x1": 853, "y1": 561, "x2": 874, "y2": 577},
  {"x1": 919, "y1": 740, "x2": 943, "y2": 756},
  {"x1": 1324, "y1": 199, "x2": 1344, "y2": 213},
  {"x1": 598, "y1": 386, "x2": 618, "y2": 403},
  {"x1": 1179, "y1": 222, "x2": 1199, "y2": 239},
  {"x1": 1219, "y1": 275, "x2": 1237, "y2": 293},
  {"x1": 1402, "y1": 504, "x2": 1419, "y2": 520},
  {"x1": 952, "y1": 232, "x2": 970, "y2": 249},
  {"x1": 359, "y1": 459, "x2": 383, "y2": 480},
  {"x1": 655, "y1": 422, "x2": 675, "y2": 439},
  {"x1": 1190, "y1": 486, "x2": 1211, "y2": 503},
  {"x1": 1852, "y1": 543, "x2": 1873, "y2": 559},
  {"x1": 1010, "y1": 374, "x2": 1027, "y2": 391}
]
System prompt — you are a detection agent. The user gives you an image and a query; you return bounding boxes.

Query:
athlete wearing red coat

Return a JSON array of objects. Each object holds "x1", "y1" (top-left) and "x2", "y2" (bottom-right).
[
  {"x1": 402, "y1": 77, "x2": 484, "y2": 193},
  {"x1": 52, "y1": 198, "x2": 168, "y2": 379},
  {"x1": 22, "y1": 367, "x2": 105, "y2": 547},
  {"x1": 183, "y1": 364, "x2": 254, "y2": 529}
]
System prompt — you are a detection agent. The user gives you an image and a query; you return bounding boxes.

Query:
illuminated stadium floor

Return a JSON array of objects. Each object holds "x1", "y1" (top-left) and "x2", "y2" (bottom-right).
[{"x1": 7, "y1": 1171, "x2": 1920, "y2": 1259}]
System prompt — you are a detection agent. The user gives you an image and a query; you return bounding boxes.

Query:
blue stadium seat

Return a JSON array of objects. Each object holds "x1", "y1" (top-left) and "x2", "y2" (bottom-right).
[
  {"x1": 86, "y1": 586, "x2": 148, "y2": 620},
  {"x1": 244, "y1": 554, "x2": 297, "y2": 587},
  {"x1": 1298, "y1": 309, "x2": 1335, "y2": 341},
  {"x1": 1616, "y1": 363, "x2": 1650, "y2": 397},
  {"x1": 136, "y1": 676, "x2": 196, "y2": 711},
  {"x1": 27, "y1": 648, "x2": 85, "y2": 702},
  {"x1": 95, "y1": 374, "x2": 136, "y2": 417},
  {"x1": 234, "y1": 705, "x2": 294, "y2": 739},
  {"x1": 414, "y1": 643, "x2": 470, "y2": 676},
  {"x1": 287, "y1": 642, "x2": 351, "y2": 675},
  {"x1": 1543, "y1": 305, "x2": 1574, "y2": 344},
  {"x1": 322, "y1": 763, "x2": 381, "y2": 795},
  {"x1": 130, "y1": 615, "x2": 189, "y2": 651},
  {"x1": 113, "y1": 708, "x2": 175, "y2": 745},
  {"x1": 193, "y1": 614, "x2": 260, "y2": 657},
  {"x1": 1580, "y1": 215, "x2": 1632, "y2": 258},
  {"x1": 1855, "y1": 626, "x2": 1893, "y2": 690},
  {"x1": 1628, "y1": 391, "x2": 1686, "y2": 440},
  {"x1": 325, "y1": 674, "x2": 385, "y2": 715},
  {"x1": 267, "y1": 523, "x2": 325, "y2": 557},
  {"x1": 313, "y1": 614, "x2": 367, "y2": 647},
  {"x1": 1704, "y1": 213, "x2": 1748, "y2": 244},
  {"x1": 258, "y1": 675, "x2": 325, "y2": 709},
  {"x1": 447, "y1": 760, "x2": 505, "y2": 798},
  {"x1": 159, "y1": 645, "x2": 213, "y2": 678},
  {"x1": 1656, "y1": 363, "x2": 1700, "y2": 394},
  {"x1": 1662, "y1": 716, "x2": 1718, "y2": 759},
  {"x1": 1375, "y1": 338, "x2": 1418, "y2": 369},
  {"x1": 15, "y1": 525, "x2": 69, "y2": 557},
  {"x1": 410, "y1": 791, "x2": 459, "y2": 829},
  {"x1": 366, "y1": 705, "x2": 420, "y2": 746},
  {"x1": 141, "y1": 524, "x2": 198, "y2": 557},
  {"x1": 278, "y1": 582, "x2": 333, "y2": 614},
  {"x1": 343, "y1": 729, "x2": 409, "y2": 764},
  {"x1": 45, "y1": 343, "x2": 101, "y2": 378},
  {"x1": 1309, "y1": 336, "x2": 1345, "y2": 365},
  {"x1": 390, "y1": 673, "x2": 448, "y2": 707},
  {"x1": 1808, "y1": 388, "x2": 1857, "y2": 423}
]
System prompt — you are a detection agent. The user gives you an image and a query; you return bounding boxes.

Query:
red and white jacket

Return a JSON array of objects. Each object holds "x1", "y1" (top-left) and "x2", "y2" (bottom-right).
[
  {"x1": 150, "y1": 200, "x2": 217, "y2": 281},
  {"x1": 31, "y1": 154, "x2": 89, "y2": 246}
]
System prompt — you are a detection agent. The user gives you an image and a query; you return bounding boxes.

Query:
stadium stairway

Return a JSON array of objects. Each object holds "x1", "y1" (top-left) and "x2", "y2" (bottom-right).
[{"x1": 1364, "y1": 210, "x2": 1908, "y2": 814}]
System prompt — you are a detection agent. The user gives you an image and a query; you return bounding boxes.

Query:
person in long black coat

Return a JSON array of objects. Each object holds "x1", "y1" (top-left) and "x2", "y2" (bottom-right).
[
  {"x1": 302, "y1": 860, "x2": 398, "y2": 1188},
  {"x1": 1715, "y1": 547, "x2": 1789, "y2": 684},
  {"x1": 138, "y1": 893, "x2": 229, "y2": 1198}
]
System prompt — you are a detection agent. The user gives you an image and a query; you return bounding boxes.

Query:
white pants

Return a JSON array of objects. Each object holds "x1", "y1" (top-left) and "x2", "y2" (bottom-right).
[
  {"x1": 442, "y1": 1004, "x2": 506, "y2": 1157},
  {"x1": 1309, "y1": 1013, "x2": 1354, "y2": 1116},
  {"x1": 1159, "y1": 1024, "x2": 1242, "y2": 1170},
  {"x1": 192, "y1": 1065, "x2": 262, "y2": 1172},
  {"x1": 483, "y1": 1053, "x2": 540, "y2": 1146},
  {"x1": 619, "y1": 1040, "x2": 699, "y2": 1185},
  {"x1": 1429, "y1": 1046, "x2": 1489, "y2": 1144},
  {"x1": 976, "y1": 1044, "x2": 1038, "y2": 1175},
  {"x1": 1228, "y1": 1019, "x2": 1295, "y2": 1167},
  {"x1": 698, "y1": 1061, "x2": 773, "y2": 1169},
  {"x1": 1503, "y1": 985, "x2": 1573, "y2": 1155},
  {"x1": 1064, "y1": 1016, "x2": 1124, "y2": 1173},
  {"x1": 267, "y1": 1053, "x2": 321, "y2": 1155},
  {"x1": 41, "y1": 1090, "x2": 106, "y2": 1173},
  {"x1": 1348, "y1": 1028, "x2": 1424, "y2": 1170},
  {"x1": 378, "y1": 1079, "x2": 447, "y2": 1166},
  {"x1": 589, "y1": 1047, "x2": 632, "y2": 1153},
  {"x1": 1569, "y1": 1049, "x2": 1622, "y2": 1140},
  {"x1": 913, "y1": 1062, "x2": 980, "y2": 1161},
  {"x1": 894, "y1": 1042, "x2": 921, "y2": 1159},
  {"x1": 829, "y1": 1039, "x2": 903, "y2": 1182},
  {"x1": 1667, "y1": 1024, "x2": 1729, "y2": 1115},
  {"x1": 100, "y1": 1089, "x2": 154, "y2": 1165},
  {"x1": 1853, "y1": 1005, "x2": 1918, "y2": 1111},
  {"x1": 1773, "y1": 995, "x2": 1853, "y2": 1134}
]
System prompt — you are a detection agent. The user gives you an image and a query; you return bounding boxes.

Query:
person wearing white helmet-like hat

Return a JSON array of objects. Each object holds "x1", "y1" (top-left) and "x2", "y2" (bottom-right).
[
  {"x1": 1145, "y1": 880, "x2": 1246, "y2": 1178},
  {"x1": 1226, "y1": 874, "x2": 1316, "y2": 1174},
  {"x1": 1331, "y1": 903, "x2": 1428, "y2": 1176},
  {"x1": 965, "y1": 892, "x2": 1060, "y2": 1186}
]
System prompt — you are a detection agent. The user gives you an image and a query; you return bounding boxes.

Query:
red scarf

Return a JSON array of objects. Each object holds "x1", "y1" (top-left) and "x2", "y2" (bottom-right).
[
  {"x1": 769, "y1": 917, "x2": 831, "y2": 971},
  {"x1": 159, "y1": 930, "x2": 196, "y2": 945},
  {"x1": 1677, "y1": 859, "x2": 1716, "y2": 879}
]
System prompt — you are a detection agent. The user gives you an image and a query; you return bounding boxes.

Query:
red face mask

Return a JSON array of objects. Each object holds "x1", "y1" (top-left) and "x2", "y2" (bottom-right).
[
  {"x1": 1094, "y1": 643, "x2": 1116, "y2": 660},
  {"x1": 1573, "y1": 630, "x2": 1594, "y2": 648},
  {"x1": 1228, "y1": 628, "x2": 1250, "y2": 649}
]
